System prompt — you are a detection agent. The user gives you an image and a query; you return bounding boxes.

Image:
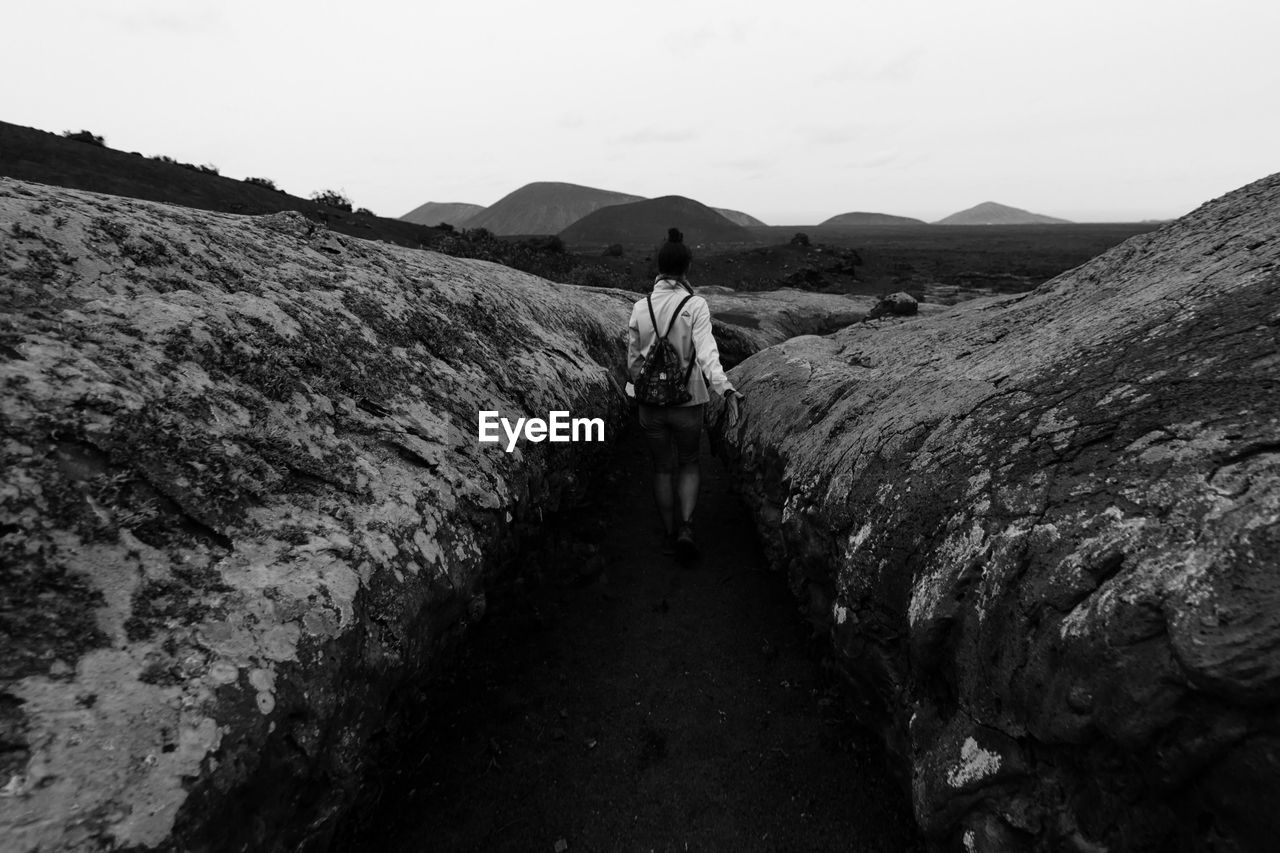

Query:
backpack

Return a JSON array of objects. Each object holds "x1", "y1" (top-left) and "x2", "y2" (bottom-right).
[{"x1": 634, "y1": 292, "x2": 697, "y2": 407}]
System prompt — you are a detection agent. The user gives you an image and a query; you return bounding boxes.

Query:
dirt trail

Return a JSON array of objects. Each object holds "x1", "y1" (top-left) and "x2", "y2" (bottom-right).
[{"x1": 342, "y1": 425, "x2": 920, "y2": 852}]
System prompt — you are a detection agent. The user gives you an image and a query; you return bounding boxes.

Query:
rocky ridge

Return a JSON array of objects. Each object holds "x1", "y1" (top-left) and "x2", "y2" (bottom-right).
[
  {"x1": 0, "y1": 178, "x2": 628, "y2": 851},
  {"x1": 0, "y1": 120, "x2": 447, "y2": 253},
  {"x1": 567, "y1": 284, "x2": 934, "y2": 370},
  {"x1": 705, "y1": 287, "x2": 941, "y2": 368},
  {"x1": 713, "y1": 174, "x2": 1280, "y2": 850}
]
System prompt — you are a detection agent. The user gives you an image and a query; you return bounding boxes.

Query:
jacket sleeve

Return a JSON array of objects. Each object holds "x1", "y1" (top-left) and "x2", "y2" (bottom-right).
[
  {"x1": 626, "y1": 302, "x2": 644, "y2": 381},
  {"x1": 689, "y1": 297, "x2": 736, "y2": 396}
]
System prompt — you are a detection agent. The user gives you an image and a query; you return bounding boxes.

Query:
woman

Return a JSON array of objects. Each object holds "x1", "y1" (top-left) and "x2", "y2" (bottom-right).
[{"x1": 627, "y1": 228, "x2": 744, "y2": 559}]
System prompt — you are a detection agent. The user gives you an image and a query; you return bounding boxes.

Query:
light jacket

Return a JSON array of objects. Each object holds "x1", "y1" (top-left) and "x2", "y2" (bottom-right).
[{"x1": 627, "y1": 276, "x2": 735, "y2": 406}]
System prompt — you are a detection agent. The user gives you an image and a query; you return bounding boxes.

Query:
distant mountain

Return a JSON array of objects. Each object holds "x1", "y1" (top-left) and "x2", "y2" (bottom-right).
[
  {"x1": 560, "y1": 195, "x2": 756, "y2": 246},
  {"x1": 460, "y1": 181, "x2": 644, "y2": 235},
  {"x1": 820, "y1": 211, "x2": 926, "y2": 226},
  {"x1": 400, "y1": 201, "x2": 485, "y2": 227},
  {"x1": 935, "y1": 202, "x2": 1071, "y2": 225},
  {"x1": 714, "y1": 207, "x2": 767, "y2": 227}
]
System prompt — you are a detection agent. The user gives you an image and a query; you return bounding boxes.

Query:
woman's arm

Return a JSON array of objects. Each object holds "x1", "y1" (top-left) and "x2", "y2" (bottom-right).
[
  {"x1": 689, "y1": 298, "x2": 736, "y2": 396},
  {"x1": 626, "y1": 302, "x2": 644, "y2": 381}
]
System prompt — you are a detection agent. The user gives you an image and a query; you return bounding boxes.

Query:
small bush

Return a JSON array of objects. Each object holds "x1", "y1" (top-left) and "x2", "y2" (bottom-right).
[
  {"x1": 790, "y1": 232, "x2": 811, "y2": 247},
  {"x1": 63, "y1": 130, "x2": 105, "y2": 146},
  {"x1": 354, "y1": 207, "x2": 373, "y2": 216},
  {"x1": 564, "y1": 263, "x2": 641, "y2": 292},
  {"x1": 311, "y1": 190, "x2": 353, "y2": 212},
  {"x1": 245, "y1": 176, "x2": 277, "y2": 190},
  {"x1": 153, "y1": 155, "x2": 200, "y2": 171},
  {"x1": 516, "y1": 235, "x2": 565, "y2": 255},
  {"x1": 603, "y1": 243, "x2": 624, "y2": 257}
]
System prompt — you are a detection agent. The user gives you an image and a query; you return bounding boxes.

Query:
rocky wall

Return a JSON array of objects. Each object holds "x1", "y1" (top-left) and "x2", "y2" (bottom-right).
[
  {"x1": 572, "y1": 284, "x2": 941, "y2": 369},
  {"x1": 712, "y1": 174, "x2": 1280, "y2": 851},
  {"x1": 0, "y1": 178, "x2": 629, "y2": 851},
  {"x1": 703, "y1": 287, "x2": 876, "y2": 369}
]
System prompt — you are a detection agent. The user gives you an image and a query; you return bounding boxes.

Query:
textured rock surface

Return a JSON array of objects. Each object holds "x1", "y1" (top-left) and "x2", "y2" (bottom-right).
[
  {"x1": 0, "y1": 179, "x2": 627, "y2": 851},
  {"x1": 707, "y1": 288, "x2": 944, "y2": 367},
  {"x1": 713, "y1": 174, "x2": 1280, "y2": 850},
  {"x1": 869, "y1": 291, "x2": 920, "y2": 319},
  {"x1": 568, "y1": 284, "x2": 936, "y2": 370},
  {"x1": 703, "y1": 287, "x2": 875, "y2": 368}
]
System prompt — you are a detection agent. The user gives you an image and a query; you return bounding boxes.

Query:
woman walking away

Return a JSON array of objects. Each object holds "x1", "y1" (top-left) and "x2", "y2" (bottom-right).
[{"x1": 627, "y1": 228, "x2": 744, "y2": 560}]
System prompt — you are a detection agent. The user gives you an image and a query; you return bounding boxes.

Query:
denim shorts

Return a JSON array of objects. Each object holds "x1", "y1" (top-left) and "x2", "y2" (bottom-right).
[{"x1": 637, "y1": 403, "x2": 704, "y2": 472}]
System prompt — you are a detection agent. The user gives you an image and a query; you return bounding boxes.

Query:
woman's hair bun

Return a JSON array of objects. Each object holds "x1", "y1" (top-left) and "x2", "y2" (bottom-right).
[{"x1": 657, "y1": 226, "x2": 693, "y2": 275}]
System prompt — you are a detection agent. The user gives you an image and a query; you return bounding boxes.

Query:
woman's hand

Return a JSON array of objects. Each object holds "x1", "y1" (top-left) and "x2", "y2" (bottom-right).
[{"x1": 726, "y1": 390, "x2": 745, "y2": 427}]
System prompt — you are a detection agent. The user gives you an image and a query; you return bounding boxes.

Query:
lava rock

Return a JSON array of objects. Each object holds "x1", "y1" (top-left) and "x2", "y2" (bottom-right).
[
  {"x1": 707, "y1": 289, "x2": 881, "y2": 368},
  {"x1": 0, "y1": 178, "x2": 628, "y2": 852},
  {"x1": 870, "y1": 291, "x2": 919, "y2": 318},
  {"x1": 711, "y1": 173, "x2": 1280, "y2": 851},
  {"x1": 569, "y1": 284, "x2": 935, "y2": 370}
]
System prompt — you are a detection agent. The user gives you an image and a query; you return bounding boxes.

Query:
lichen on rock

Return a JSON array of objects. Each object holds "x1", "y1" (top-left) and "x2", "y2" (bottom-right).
[
  {"x1": 712, "y1": 173, "x2": 1280, "y2": 851},
  {"x1": 0, "y1": 178, "x2": 628, "y2": 851}
]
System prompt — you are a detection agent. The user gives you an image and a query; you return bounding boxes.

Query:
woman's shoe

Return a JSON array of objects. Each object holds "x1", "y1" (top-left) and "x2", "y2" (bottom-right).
[
  {"x1": 661, "y1": 531, "x2": 677, "y2": 555},
  {"x1": 675, "y1": 522, "x2": 699, "y2": 561}
]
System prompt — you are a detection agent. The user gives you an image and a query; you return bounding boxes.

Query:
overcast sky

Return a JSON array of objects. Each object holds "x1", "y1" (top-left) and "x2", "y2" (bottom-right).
[{"x1": 5, "y1": 0, "x2": 1278, "y2": 223}]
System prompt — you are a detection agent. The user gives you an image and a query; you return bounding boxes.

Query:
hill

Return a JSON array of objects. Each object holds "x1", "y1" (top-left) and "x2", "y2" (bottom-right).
[
  {"x1": 714, "y1": 207, "x2": 768, "y2": 227},
  {"x1": 400, "y1": 201, "x2": 485, "y2": 227},
  {"x1": 935, "y1": 201, "x2": 1070, "y2": 225},
  {"x1": 560, "y1": 195, "x2": 756, "y2": 247},
  {"x1": 0, "y1": 120, "x2": 446, "y2": 251},
  {"x1": 820, "y1": 211, "x2": 927, "y2": 227},
  {"x1": 0, "y1": 122, "x2": 645, "y2": 290},
  {"x1": 461, "y1": 181, "x2": 643, "y2": 235}
]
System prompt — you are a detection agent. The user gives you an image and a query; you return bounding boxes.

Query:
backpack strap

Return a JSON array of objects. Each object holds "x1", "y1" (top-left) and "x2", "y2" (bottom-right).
[
  {"x1": 681, "y1": 338, "x2": 699, "y2": 386},
  {"x1": 662, "y1": 295, "x2": 695, "y2": 338},
  {"x1": 646, "y1": 293, "x2": 695, "y2": 341},
  {"x1": 666, "y1": 295, "x2": 698, "y2": 387},
  {"x1": 647, "y1": 292, "x2": 700, "y2": 390},
  {"x1": 645, "y1": 293, "x2": 659, "y2": 338}
]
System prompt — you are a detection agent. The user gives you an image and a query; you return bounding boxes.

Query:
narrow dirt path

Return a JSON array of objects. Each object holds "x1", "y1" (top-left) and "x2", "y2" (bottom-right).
[{"x1": 342, "y1": 425, "x2": 920, "y2": 852}]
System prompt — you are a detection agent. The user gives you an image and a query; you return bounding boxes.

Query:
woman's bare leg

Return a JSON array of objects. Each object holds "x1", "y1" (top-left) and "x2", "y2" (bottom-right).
[
  {"x1": 652, "y1": 472, "x2": 675, "y2": 534},
  {"x1": 675, "y1": 461, "x2": 700, "y2": 525}
]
